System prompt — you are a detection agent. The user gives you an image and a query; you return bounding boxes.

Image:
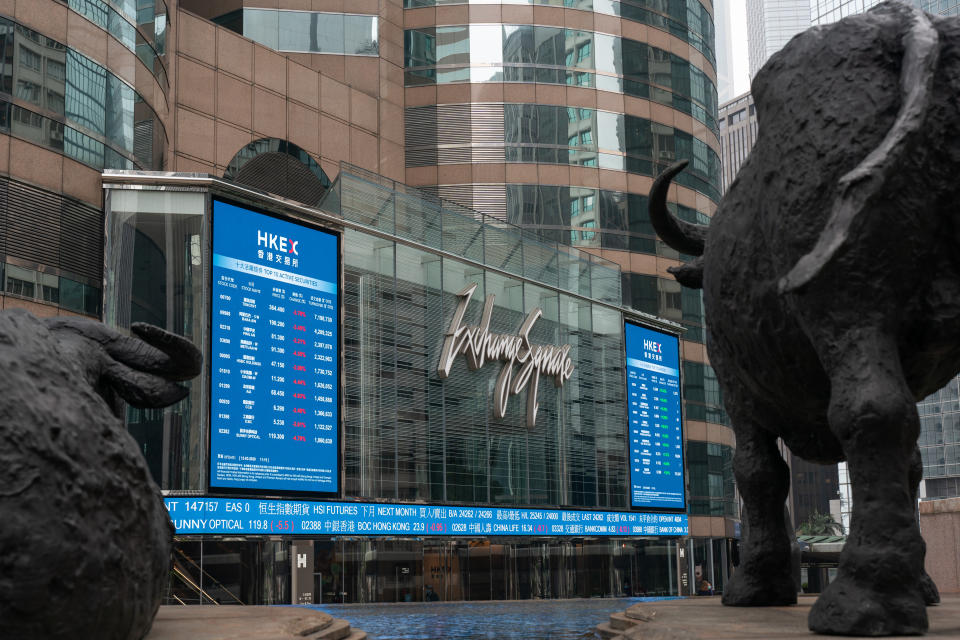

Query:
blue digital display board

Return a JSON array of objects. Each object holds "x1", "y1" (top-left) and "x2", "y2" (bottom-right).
[
  {"x1": 165, "y1": 497, "x2": 688, "y2": 536},
  {"x1": 210, "y1": 199, "x2": 339, "y2": 496},
  {"x1": 625, "y1": 322, "x2": 685, "y2": 510}
]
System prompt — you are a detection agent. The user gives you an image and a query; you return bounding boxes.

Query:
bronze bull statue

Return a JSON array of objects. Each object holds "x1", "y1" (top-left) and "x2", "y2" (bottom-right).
[
  {"x1": 0, "y1": 310, "x2": 201, "y2": 639},
  {"x1": 651, "y1": 1, "x2": 958, "y2": 635}
]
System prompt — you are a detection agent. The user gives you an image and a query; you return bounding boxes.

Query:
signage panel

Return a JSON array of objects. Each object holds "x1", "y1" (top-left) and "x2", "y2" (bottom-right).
[
  {"x1": 165, "y1": 497, "x2": 689, "y2": 536},
  {"x1": 291, "y1": 541, "x2": 315, "y2": 604},
  {"x1": 438, "y1": 283, "x2": 574, "y2": 427},
  {"x1": 625, "y1": 322, "x2": 685, "y2": 510},
  {"x1": 209, "y1": 199, "x2": 339, "y2": 496}
]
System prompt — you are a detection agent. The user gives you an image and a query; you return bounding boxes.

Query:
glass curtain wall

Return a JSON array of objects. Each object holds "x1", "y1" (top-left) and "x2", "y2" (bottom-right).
[
  {"x1": 105, "y1": 181, "x2": 690, "y2": 606},
  {"x1": 167, "y1": 537, "x2": 680, "y2": 604},
  {"x1": 340, "y1": 236, "x2": 631, "y2": 507},
  {"x1": 103, "y1": 188, "x2": 207, "y2": 489},
  {"x1": 107, "y1": 185, "x2": 646, "y2": 505}
]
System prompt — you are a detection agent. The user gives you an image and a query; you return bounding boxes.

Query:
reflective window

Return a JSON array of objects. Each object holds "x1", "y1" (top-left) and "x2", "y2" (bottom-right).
[
  {"x1": 0, "y1": 18, "x2": 166, "y2": 170},
  {"x1": 405, "y1": 26, "x2": 718, "y2": 131},
  {"x1": 61, "y1": 0, "x2": 169, "y2": 92},
  {"x1": 919, "y1": 376, "x2": 960, "y2": 479},
  {"x1": 345, "y1": 14, "x2": 379, "y2": 55},
  {"x1": 687, "y1": 441, "x2": 737, "y2": 517},
  {"x1": 4, "y1": 260, "x2": 101, "y2": 316},
  {"x1": 406, "y1": 104, "x2": 721, "y2": 201},
  {"x1": 19, "y1": 46, "x2": 42, "y2": 72},
  {"x1": 683, "y1": 361, "x2": 728, "y2": 424},
  {"x1": 244, "y1": 8, "x2": 278, "y2": 49},
  {"x1": 244, "y1": 9, "x2": 379, "y2": 56},
  {"x1": 403, "y1": 0, "x2": 715, "y2": 67}
]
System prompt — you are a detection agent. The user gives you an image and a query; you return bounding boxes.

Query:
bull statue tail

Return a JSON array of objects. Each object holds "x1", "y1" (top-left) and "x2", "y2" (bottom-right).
[
  {"x1": 779, "y1": 5, "x2": 940, "y2": 294},
  {"x1": 649, "y1": 160, "x2": 707, "y2": 289}
]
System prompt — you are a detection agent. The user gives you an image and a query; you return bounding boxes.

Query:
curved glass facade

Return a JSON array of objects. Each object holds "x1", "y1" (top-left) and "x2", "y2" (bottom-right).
[
  {"x1": 404, "y1": 0, "x2": 715, "y2": 68},
  {"x1": 242, "y1": 9, "x2": 379, "y2": 56},
  {"x1": 0, "y1": 17, "x2": 166, "y2": 169},
  {"x1": 405, "y1": 26, "x2": 718, "y2": 131},
  {"x1": 504, "y1": 183, "x2": 708, "y2": 253},
  {"x1": 0, "y1": 99, "x2": 135, "y2": 169},
  {"x1": 405, "y1": 103, "x2": 721, "y2": 201},
  {"x1": 59, "y1": 0, "x2": 168, "y2": 91}
]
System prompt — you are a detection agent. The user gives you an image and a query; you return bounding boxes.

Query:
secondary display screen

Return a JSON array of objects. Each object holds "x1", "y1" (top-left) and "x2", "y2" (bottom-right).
[
  {"x1": 209, "y1": 199, "x2": 339, "y2": 496},
  {"x1": 625, "y1": 322, "x2": 685, "y2": 510}
]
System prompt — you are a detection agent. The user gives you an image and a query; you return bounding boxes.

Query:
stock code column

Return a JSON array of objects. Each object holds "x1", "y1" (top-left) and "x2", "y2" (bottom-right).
[{"x1": 209, "y1": 199, "x2": 339, "y2": 495}]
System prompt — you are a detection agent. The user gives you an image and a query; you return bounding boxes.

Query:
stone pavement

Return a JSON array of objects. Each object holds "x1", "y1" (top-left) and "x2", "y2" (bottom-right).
[
  {"x1": 596, "y1": 594, "x2": 960, "y2": 639},
  {"x1": 146, "y1": 605, "x2": 366, "y2": 640}
]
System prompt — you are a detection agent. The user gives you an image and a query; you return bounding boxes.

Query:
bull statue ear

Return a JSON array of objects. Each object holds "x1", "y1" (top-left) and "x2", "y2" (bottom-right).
[{"x1": 44, "y1": 318, "x2": 202, "y2": 414}]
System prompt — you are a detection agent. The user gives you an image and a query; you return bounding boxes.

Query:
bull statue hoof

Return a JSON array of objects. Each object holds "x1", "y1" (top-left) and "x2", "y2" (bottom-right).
[
  {"x1": 921, "y1": 571, "x2": 941, "y2": 605},
  {"x1": 809, "y1": 578, "x2": 928, "y2": 636},
  {"x1": 0, "y1": 309, "x2": 201, "y2": 640},
  {"x1": 721, "y1": 573, "x2": 797, "y2": 607}
]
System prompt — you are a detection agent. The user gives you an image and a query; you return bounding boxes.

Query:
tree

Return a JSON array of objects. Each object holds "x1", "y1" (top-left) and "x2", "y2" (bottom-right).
[{"x1": 797, "y1": 510, "x2": 844, "y2": 536}]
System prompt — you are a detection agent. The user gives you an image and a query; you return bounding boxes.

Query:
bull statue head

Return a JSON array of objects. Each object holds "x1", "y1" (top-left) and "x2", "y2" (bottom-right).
[{"x1": 0, "y1": 309, "x2": 202, "y2": 640}]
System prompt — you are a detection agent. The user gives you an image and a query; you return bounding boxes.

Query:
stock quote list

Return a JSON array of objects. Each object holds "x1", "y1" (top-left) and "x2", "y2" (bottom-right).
[
  {"x1": 210, "y1": 199, "x2": 339, "y2": 495},
  {"x1": 625, "y1": 322, "x2": 685, "y2": 510}
]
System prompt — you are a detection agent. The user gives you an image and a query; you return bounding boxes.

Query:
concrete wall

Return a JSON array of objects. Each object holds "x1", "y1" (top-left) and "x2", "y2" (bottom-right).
[
  {"x1": 172, "y1": 5, "x2": 405, "y2": 183},
  {"x1": 920, "y1": 497, "x2": 960, "y2": 593}
]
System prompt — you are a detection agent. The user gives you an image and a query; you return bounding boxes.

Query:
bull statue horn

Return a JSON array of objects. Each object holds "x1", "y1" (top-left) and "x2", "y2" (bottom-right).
[{"x1": 649, "y1": 160, "x2": 708, "y2": 289}]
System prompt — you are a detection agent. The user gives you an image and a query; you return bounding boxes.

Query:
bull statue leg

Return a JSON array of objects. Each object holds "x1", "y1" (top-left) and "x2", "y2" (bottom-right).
[
  {"x1": 809, "y1": 327, "x2": 927, "y2": 635},
  {"x1": 721, "y1": 395, "x2": 798, "y2": 606}
]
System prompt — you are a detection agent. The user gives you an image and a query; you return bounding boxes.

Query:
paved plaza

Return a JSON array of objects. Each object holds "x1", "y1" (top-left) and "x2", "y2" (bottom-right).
[
  {"x1": 145, "y1": 593, "x2": 960, "y2": 639},
  {"x1": 597, "y1": 594, "x2": 960, "y2": 639}
]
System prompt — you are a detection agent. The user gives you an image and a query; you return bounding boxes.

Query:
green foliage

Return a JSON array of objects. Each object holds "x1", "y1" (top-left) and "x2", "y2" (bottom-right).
[{"x1": 797, "y1": 510, "x2": 844, "y2": 536}]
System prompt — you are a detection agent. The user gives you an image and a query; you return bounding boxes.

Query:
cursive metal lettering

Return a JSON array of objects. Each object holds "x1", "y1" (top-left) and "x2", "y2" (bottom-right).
[{"x1": 438, "y1": 283, "x2": 575, "y2": 427}]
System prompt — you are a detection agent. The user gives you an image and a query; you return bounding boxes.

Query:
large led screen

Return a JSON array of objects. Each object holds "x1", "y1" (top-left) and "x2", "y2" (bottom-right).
[
  {"x1": 625, "y1": 321, "x2": 685, "y2": 510},
  {"x1": 210, "y1": 199, "x2": 339, "y2": 496}
]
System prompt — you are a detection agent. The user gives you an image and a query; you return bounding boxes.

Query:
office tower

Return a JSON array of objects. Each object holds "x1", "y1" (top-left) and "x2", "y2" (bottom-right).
[{"x1": 747, "y1": 0, "x2": 810, "y2": 78}]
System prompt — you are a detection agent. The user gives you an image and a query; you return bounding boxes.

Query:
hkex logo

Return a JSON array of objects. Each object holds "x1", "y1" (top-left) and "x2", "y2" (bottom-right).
[
  {"x1": 257, "y1": 230, "x2": 299, "y2": 255},
  {"x1": 643, "y1": 339, "x2": 662, "y2": 353}
]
